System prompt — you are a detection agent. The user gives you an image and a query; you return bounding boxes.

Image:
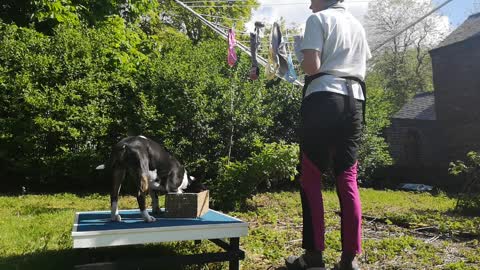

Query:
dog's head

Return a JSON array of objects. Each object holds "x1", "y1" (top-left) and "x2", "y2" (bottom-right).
[{"x1": 184, "y1": 174, "x2": 207, "y2": 193}]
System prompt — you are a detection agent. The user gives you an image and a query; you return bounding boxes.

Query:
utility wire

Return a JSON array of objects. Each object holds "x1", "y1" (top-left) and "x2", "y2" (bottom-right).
[
  {"x1": 183, "y1": 0, "x2": 370, "y2": 3},
  {"x1": 198, "y1": 13, "x2": 246, "y2": 21},
  {"x1": 372, "y1": 0, "x2": 455, "y2": 52},
  {"x1": 185, "y1": 3, "x2": 368, "y2": 8}
]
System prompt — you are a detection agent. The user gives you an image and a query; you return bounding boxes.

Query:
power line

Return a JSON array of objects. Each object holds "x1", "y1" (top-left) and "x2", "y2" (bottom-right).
[
  {"x1": 183, "y1": 0, "x2": 247, "y2": 3},
  {"x1": 183, "y1": 0, "x2": 370, "y2": 3},
  {"x1": 185, "y1": 1, "x2": 370, "y2": 8},
  {"x1": 197, "y1": 13, "x2": 246, "y2": 21},
  {"x1": 372, "y1": 0, "x2": 455, "y2": 52}
]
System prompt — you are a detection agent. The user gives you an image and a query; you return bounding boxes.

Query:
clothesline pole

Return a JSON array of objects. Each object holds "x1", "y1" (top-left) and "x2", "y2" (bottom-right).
[{"x1": 173, "y1": 0, "x2": 304, "y2": 87}]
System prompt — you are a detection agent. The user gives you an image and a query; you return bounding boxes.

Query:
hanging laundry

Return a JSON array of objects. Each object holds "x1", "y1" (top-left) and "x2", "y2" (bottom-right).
[
  {"x1": 265, "y1": 22, "x2": 290, "y2": 81},
  {"x1": 248, "y1": 21, "x2": 264, "y2": 80},
  {"x1": 249, "y1": 32, "x2": 259, "y2": 80},
  {"x1": 285, "y1": 52, "x2": 298, "y2": 83},
  {"x1": 227, "y1": 28, "x2": 237, "y2": 67}
]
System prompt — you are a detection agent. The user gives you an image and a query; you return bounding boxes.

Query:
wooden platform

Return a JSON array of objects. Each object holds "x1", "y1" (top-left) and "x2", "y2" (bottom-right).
[{"x1": 72, "y1": 209, "x2": 248, "y2": 269}]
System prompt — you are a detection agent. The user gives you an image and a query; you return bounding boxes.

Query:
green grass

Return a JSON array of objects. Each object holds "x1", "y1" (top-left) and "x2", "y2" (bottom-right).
[{"x1": 0, "y1": 189, "x2": 479, "y2": 269}]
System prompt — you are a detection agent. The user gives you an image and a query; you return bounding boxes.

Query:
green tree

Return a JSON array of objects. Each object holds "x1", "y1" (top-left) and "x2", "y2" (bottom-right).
[
  {"x1": 0, "y1": 0, "x2": 160, "y2": 34},
  {"x1": 159, "y1": 0, "x2": 259, "y2": 42},
  {"x1": 357, "y1": 73, "x2": 394, "y2": 180},
  {"x1": 366, "y1": 0, "x2": 451, "y2": 110}
]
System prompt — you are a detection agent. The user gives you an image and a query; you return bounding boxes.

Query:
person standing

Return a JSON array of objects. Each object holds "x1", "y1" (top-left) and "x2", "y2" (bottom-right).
[{"x1": 286, "y1": 0, "x2": 371, "y2": 269}]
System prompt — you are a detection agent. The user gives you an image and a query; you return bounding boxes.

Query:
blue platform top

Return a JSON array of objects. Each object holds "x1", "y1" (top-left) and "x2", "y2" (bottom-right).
[{"x1": 74, "y1": 209, "x2": 244, "y2": 232}]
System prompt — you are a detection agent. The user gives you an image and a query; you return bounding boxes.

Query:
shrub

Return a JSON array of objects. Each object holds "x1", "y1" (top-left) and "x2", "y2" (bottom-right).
[
  {"x1": 449, "y1": 151, "x2": 480, "y2": 215},
  {"x1": 357, "y1": 76, "x2": 394, "y2": 181},
  {"x1": 210, "y1": 141, "x2": 299, "y2": 210}
]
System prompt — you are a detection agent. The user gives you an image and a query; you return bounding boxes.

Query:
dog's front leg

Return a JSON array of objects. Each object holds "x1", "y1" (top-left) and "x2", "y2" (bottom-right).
[{"x1": 150, "y1": 189, "x2": 161, "y2": 215}]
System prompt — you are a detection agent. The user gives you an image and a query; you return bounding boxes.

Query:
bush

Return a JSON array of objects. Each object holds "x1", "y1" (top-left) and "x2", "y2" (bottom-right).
[
  {"x1": 0, "y1": 18, "x2": 156, "y2": 190},
  {"x1": 449, "y1": 151, "x2": 480, "y2": 215},
  {"x1": 0, "y1": 19, "x2": 301, "y2": 193},
  {"x1": 210, "y1": 141, "x2": 299, "y2": 210},
  {"x1": 357, "y1": 75, "x2": 394, "y2": 181}
]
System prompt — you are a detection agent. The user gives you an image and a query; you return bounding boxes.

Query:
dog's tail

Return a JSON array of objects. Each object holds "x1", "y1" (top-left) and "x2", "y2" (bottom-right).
[{"x1": 119, "y1": 144, "x2": 149, "y2": 193}]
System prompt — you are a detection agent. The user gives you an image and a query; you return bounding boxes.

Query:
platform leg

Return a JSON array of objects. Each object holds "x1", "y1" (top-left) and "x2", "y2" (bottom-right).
[{"x1": 229, "y1": 238, "x2": 240, "y2": 270}]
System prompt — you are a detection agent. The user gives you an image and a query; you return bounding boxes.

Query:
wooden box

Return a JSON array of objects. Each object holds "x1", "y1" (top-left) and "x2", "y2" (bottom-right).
[{"x1": 165, "y1": 190, "x2": 209, "y2": 218}]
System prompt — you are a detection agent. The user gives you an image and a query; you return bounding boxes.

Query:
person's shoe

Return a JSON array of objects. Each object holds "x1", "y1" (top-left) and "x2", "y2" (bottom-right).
[
  {"x1": 332, "y1": 254, "x2": 360, "y2": 270},
  {"x1": 285, "y1": 250, "x2": 326, "y2": 270}
]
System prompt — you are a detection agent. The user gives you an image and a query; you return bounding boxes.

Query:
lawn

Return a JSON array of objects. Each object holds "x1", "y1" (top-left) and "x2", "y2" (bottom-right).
[{"x1": 0, "y1": 189, "x2": 479, "y2": 270}]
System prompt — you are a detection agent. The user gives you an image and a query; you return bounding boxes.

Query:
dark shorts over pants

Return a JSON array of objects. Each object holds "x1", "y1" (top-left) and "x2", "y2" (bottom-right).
[{"x1": 300, "y1": 91, "x2": 363, "y2": 176}]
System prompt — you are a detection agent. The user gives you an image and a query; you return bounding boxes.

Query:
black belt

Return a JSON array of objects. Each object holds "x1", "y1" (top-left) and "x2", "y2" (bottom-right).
[{"x1": 302, "y1": 73, "x2": 366, "y2": 125}]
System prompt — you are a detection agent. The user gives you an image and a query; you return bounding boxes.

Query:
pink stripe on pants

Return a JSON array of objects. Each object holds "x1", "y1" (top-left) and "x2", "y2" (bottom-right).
[
  {"x1": 300, "y1": 154, "x2": 362, "y2": 254},
  {"x1": 336, "y1": 161, "x2": 362, "y2": 254}
]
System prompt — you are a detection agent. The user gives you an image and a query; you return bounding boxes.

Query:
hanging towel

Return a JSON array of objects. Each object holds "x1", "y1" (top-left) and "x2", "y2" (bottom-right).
[
  {"x1": 266, "y1": 22, "x2": 289, "y2": 80},
  {"x1": 228, "y1": 28, "x2": 237, "y2": 67}
]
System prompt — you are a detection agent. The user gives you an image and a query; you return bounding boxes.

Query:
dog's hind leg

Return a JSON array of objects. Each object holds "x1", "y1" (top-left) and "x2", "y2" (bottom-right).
[
  {"x1": 137, "y1": 164, "x2": 155, "y2": 222},
  {"x1": 137, "y1": 188, "x2": 155, "y2": 222},
  {"x1": 150, "y1": 189, "x2": 161, "y2": 216},
  {"x1": 111, "y1": 167, "x2": 125, "y2": 222}
]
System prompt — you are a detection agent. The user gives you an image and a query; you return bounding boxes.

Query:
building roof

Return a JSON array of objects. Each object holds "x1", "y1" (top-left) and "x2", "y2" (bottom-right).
[
  {"x1": 433, "y1": 12, "x2": 480, "y2": 50},
  {"x1": 393, "y1": 92, "x2": 436, "y2": 120}
]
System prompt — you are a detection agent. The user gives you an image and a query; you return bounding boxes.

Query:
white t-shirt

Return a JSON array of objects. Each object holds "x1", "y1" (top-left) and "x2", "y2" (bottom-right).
[{"x1": 301, "y1": 4, "x2": 371, "y2": 100}]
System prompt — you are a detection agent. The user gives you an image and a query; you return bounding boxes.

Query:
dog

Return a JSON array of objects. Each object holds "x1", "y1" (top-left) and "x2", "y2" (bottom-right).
[{"x1": 97, "y1": 135, "x2": 205, "y2": 222}]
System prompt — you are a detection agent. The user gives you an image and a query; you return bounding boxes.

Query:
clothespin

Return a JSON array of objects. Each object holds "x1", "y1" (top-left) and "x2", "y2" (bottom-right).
[
  {"x1": 254, "y1": 21, "x2": 265, "y2": 30},
  {"x1": 254, "y1": 21, "x2": 264, "y2": 43}
]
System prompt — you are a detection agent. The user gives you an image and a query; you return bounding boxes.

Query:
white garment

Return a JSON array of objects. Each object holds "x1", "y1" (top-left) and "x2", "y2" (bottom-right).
[{"x1": 301, "y1": 4, "x2": 371, "y2": 100}]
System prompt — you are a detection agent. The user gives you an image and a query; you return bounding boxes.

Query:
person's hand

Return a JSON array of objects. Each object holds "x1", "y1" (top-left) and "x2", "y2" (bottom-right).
[{"x1": 293, "y1": 35, "x2": 304, "y2": 63}]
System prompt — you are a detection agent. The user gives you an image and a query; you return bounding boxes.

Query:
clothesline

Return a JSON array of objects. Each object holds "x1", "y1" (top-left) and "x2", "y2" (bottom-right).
[
  {"x1": 212, "y1": 23, "x2": 251, "y2": 34},
  {"x1": 175, "y1": 0, "x2": 456, "y2": 87},
  {"x1": 192, "y1": 0, "x2": 457, "y2": 54},
  {"x1": 184, "y1": 1, "x2": 371, "y2": 8},
  {"x1": 174, "y1": 0, "x2": 305, "y2": 87},
  {"x1": 197, "y1": 13, "x2": 246, "y2": 21},
  {"x1": 183, "y1": 0, "x2": 371, "y2": 4},
  {"x1": 182, "y1": 0, "x2": 247, "y2": 3}
]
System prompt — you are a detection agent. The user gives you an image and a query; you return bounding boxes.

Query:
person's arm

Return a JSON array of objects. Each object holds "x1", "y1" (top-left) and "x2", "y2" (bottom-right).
[
  {"x1": 301, "y1": 49, "x2": 321, "y2": 75},
  {"x1": 299, "y1": 15, "x2": 324, "y2": 75}
]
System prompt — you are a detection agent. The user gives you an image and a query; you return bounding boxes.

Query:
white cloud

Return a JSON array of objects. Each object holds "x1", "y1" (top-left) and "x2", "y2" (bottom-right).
[{"x1": 245, "y1": 0, "x2": 372, "y2": 32}]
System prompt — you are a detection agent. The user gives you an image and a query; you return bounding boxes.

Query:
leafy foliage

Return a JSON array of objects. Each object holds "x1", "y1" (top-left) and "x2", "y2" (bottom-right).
[
  {"x1": 1, "y1": 0, "x2": 396, "y2": 209},
  {"x1": 449, "y1": 151, "x2": 480, "y2": 215},
  {"x1": 212, "y1": 141, "x2": 299, "y2": 210},
  {"x1": 357, "y1": 74, "x2": 394, "y2": 180},
  {"x1": 158, "y1": 0, "x2": 258, "y2": 42},
  {"x1": 0, "y1": 17, "x2": 301, "y2": 196}
]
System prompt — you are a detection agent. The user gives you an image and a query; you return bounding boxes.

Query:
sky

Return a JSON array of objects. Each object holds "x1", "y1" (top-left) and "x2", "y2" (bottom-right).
[{"x1": 245, "y1": 0, "x2": 478, "y2": 32}]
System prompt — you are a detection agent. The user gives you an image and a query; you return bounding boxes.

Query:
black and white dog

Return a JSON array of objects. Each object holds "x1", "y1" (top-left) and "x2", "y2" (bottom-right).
[{"x1": 97, "y1": 135, "x2": 205, "y2": 222}]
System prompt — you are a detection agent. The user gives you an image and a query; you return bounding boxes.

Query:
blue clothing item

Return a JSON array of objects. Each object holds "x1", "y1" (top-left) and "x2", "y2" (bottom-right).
[{"x1": 285, "y1": 53, "x2": 298, "y2": 83}]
